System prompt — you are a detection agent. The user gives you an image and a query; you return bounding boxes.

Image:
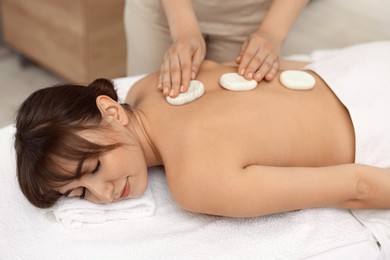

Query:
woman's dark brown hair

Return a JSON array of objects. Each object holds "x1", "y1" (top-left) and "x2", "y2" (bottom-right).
[{"x1": 15, "y1": 78, "x2": 129, "y2": 208}]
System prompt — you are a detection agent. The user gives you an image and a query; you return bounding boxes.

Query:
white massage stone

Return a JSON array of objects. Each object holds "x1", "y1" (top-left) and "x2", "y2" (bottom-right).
[
  {"x1": 279, "y1": 70, "x2": 316, "y2": 90},
  {"x1": 219, "y1": 72, "x2": 257, "y2": 91},
  {"x1": 166, "y1": 80, "x2": 205, "y2": 105}
]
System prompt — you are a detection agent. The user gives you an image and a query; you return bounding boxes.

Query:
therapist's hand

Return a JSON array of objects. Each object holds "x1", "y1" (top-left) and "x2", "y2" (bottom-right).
[
  {"x1": 236, "y1": 31, "x2": 281, "y2": 82},
  {"x1": 158, "y1": 35, "x2": 206, "y2": 98}
]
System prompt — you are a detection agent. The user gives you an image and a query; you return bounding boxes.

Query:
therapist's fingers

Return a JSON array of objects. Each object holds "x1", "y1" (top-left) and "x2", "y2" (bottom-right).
[
  {"x1": 157, "y1": 64, "x2": 164, "y2": 91},
  {"x1": 160, "y1": 54, "x2": 172, "y2": 97},
  {"x1": 190, "y1": 48, "x2": 205, "y2": 77},
  {"x1": 178, "y1": 51, "x2": 193, "y2": 94},
  {"x1": 237, "y1": 32, "x2": 281, "y2": 81},
  {"x1": 176, "y1": 40, "x2": 205, "y2": 94},
  {"x1": 159, "y1": 46, "x2": 185, "y2": 97},
  {"x1": 237, "y1": 39, "x2": 260, "y2": 79},
  {"x1": 235, "y1": 39, "x2": 248, "y2": 65},
  {"x1": 168, "y1": 54, "x2": 183, "y2": 98},
  {"x1": 159, "y1": 36, "x2": 206, "y2": 98},
  {"x1": 253, "y1": 53, "x2": 277, "y2": 81},
  {"x1": 264, "y1": 59, "x2": 279, "y2": 81},
  {"x1": 245, "y1": 49, "x2": 271, "y2": 81}
]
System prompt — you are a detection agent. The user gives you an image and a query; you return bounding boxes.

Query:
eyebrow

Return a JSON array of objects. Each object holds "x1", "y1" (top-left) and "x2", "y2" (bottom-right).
[{"x1": 62, "y1": 158, "x2": 86, "y2": 197}]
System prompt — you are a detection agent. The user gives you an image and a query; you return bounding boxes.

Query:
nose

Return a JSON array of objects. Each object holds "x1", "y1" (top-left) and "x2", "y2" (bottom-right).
[{"x1": 87, "y1": 179, "x2": 115, "y2": 204}]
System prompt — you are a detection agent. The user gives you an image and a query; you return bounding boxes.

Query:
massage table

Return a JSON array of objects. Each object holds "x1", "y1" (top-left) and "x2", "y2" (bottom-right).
[{"x1": 0, "y1": 68, "x2": 388, "y2": 259}]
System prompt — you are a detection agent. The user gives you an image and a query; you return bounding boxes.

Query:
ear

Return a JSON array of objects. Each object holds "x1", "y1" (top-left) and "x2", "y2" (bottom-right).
[{"x1": 95, "y1": 95, "x2": 129, "y2": 125}]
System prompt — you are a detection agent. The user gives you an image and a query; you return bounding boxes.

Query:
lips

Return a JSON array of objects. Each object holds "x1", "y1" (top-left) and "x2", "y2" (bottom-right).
[{"x1": 119, "y1": 177, "x2": 130, "y2": 199}]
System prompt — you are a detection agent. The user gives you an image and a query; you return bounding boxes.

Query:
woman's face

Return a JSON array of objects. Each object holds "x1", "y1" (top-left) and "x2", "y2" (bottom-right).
[{"x1": 57, "y1": 130, "x2": 149, "y2": 204}]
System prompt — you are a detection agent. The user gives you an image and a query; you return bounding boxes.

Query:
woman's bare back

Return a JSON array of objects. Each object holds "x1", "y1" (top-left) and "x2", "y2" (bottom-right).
[
  {"x1": 127, "y1": 60, "x2": 355, "y2": 170},
  {"x1": 126, "y1": 60, "x2": 359, "y2": 216}
]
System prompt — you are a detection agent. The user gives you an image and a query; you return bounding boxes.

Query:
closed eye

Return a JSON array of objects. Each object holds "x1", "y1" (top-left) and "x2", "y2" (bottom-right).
[
  {"x1": 63, "y1": 160, "x2": 100, "y2": 199},
  {"x1": 91, "y1": 160, "x2": 101, "y2": 174},
  {"x1": 79, "y1": 160, "x2": 100, "y2": 199},
  {"x1": 63, "y1": 187, "x2": 85, "y2": 199}
]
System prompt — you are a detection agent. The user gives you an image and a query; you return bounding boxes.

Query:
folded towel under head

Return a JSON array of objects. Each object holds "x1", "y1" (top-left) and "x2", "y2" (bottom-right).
[{"x1": 49, "y1": 185, "x2": 156, "y2": 229}]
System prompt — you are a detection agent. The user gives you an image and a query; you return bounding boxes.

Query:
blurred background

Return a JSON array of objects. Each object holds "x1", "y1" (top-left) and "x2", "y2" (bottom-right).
[
  {"x1": 0, "y1": 0, "x2": 389, "y2": 128},
  {"x1": 0, "y1": 0, "x2": 126, "y2": 128}
]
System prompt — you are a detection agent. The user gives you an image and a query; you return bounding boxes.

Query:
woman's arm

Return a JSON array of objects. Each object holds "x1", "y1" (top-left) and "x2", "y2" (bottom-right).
[
  {"x1": 174, "y1": 163, "x2": 390, "y2": 217},
  {"x1": 237, "y1": 0, "x2": 309, "y2": 81},
  {"x1": 161, "y1": 0, "x2": 201, "y2": 42},
  {"x1": 258, "y1": 0, "x2": 309, "y2": 45},
  {"x1": 159, "y1": 0, "x2": 206, "y2": 97}
]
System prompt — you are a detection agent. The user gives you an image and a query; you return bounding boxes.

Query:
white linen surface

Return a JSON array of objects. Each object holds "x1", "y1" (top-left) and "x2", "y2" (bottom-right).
[
  {"x1": 0, "y1": 125, "x2": 375, "y2": 259},
  {"x1": 0, "y1": 51, "x2": 386, "y2": 259},
  {"x1": 304, "y1": 42, "x2": 390, "y2": 260}
]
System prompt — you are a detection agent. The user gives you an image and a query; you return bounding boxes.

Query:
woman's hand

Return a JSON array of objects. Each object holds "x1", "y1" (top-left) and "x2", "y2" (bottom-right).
[
  {"x1": 158, "y1": 36, "x2": 206, "y2": 98},
  {"x1": 236, "y1": 31, "x2": 281, "y2": 82}
]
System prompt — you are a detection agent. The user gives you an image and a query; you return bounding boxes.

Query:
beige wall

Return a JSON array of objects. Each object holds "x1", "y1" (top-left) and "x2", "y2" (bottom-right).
[
  {"x1": 283, "y1": 0, "x2": 390, "y2": 55},
  {"x1": 0, "y1": 3, "x2": 3, "y2": 45}
]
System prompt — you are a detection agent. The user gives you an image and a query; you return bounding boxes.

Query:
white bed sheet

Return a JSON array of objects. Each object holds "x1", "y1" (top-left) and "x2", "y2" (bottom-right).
[{"x1": 0, "y1": 61, "x2": 387, "y2": 260}]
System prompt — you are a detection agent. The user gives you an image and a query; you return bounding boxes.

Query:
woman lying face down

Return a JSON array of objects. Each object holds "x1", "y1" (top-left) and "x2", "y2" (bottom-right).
[{"x1": 15, "y1": 58, "x2": 390, "y2": 217}]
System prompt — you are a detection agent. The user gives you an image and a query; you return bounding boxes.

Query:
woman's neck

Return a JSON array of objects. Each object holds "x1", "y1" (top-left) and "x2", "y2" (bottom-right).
[{"x1": 128, "y1": 109, "x2": 162, "y2": 167}]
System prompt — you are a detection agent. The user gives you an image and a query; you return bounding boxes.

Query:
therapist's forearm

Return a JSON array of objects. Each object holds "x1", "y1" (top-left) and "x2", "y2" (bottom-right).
[
  {"x1": 160, "y1": 0, "x2": 202, "y2": 41},
  {"x1": 257, "y1": 0, "x2": 309, "y2": 44}
]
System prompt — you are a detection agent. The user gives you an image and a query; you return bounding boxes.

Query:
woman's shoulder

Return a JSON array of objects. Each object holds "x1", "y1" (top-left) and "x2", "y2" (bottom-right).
[
  {"x1": 125, "y1": 60, "x2": 223, "y2": 106},
  {"x1": 125, "y1": 71, "x2": 160, "y2": 106}
]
